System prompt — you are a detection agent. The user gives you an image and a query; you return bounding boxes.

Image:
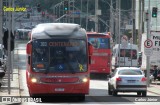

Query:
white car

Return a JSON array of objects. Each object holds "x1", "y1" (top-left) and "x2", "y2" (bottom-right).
[{"x1": 108, "y1": 67, "x2": 147, "y2": 96}]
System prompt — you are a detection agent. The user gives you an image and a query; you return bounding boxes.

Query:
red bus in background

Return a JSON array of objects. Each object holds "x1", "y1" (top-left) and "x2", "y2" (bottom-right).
[
  {"x1": 87, "y1": 32, "x2": 111, "y2": 76},
  {"x1": 26, "y1": 23, "x2": 90, "y2": 101}
]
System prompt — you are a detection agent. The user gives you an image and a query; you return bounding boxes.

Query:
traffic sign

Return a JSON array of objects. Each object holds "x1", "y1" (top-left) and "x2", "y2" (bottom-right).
[{"x1": 144, "y1": 39, "x2": 153, "y2": 56}]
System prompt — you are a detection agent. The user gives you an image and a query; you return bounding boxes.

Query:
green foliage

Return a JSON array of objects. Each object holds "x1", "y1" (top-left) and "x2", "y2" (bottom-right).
[{"x1": 124, "y1": 30, "x2": 132, "y2": 39}]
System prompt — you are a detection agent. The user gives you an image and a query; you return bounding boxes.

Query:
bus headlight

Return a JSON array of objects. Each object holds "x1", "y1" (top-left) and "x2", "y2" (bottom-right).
[
  {"x1": 31, "y1": 78, "x2": 37, "y2": 83},
  {"x1": 82, "y1": 78, "x2": 88, "y2": 83}
]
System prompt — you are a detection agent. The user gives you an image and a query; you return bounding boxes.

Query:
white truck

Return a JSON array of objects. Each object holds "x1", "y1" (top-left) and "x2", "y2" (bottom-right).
[
  {"x1": 111, "y1": 43, "x2": 139, "y2": 70},
  {"x1": 140, "y1": 31, "x2": 160, "y2": 70}
]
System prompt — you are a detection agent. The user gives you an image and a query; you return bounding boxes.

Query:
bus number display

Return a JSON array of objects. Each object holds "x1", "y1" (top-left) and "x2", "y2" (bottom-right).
[{"x1": 40, "y1": 42, "x2": 47, "y2": 46}]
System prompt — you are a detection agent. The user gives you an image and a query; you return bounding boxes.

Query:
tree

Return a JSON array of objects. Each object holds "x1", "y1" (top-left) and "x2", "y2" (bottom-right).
[{"x1": 3, "y1": 30, "x2": 14, "y2": 51}]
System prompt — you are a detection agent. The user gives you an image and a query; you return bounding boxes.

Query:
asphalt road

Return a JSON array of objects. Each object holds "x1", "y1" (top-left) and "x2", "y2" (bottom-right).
[{"x1": 15, "y1": 41, "x2": 160, "y2": 105}]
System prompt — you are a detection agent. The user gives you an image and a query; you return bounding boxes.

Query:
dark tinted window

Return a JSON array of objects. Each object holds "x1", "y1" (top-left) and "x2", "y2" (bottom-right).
[
  {"x1": 120, "y1": 49, "x2": 137, "y2": 59},
  {"x1": 118, "y1": 70, "x2": 142, "y2": 75},
  {"x1": 32, "y1": 39, "x2": 87, "y2": 73}
]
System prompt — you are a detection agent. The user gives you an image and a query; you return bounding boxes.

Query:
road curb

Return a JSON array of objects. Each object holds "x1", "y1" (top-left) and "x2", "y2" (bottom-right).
[{"x1": 1, "y1": 102, "x2": 21, "y2": 105}]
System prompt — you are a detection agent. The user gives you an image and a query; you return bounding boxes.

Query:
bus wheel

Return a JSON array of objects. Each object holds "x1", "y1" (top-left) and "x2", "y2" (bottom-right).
[
  {"x1": 78, "y1": 95, "x2": 85, "y2": 101},
  {"x1": 29, "y1": 91, "x2": 35, "y2": 98}
]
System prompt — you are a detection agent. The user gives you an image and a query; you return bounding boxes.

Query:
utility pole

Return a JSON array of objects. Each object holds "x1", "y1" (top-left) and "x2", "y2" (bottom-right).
[
  {"x1": 109, "y1": 0, "x2": 114, "y2": 37},
  {"x1": 132, "y1": 0, "x2": 136, "y2": 44},
  {"x1": 72, "y1": 0, "x2": 75, "y2": 23},
  {"x1": 117, "y1": 0, "x2": 121, "y2": 67},
  {"x1": 115, "y1": 0, "x2": 119, "y2": 44},
  {"x1": 138, "y1": 0, "x2": 142, "y2": 51},
  {"x1": 80, "y1": 0, "x2": 82, "y2": 25},
  {"x1": 7, "y1": 0, "x2": 12, "y2": 94},
  {"x1": 142, "y1": 0, "x2": 145, "y2": 33},
  {"x1": 146, "y1": 0, "x2": 151, "y2": 87},
  {"x1": 86, "y1": 0, "x2": 89, "y2": 31},
  {"x1": 0, "y1": 0, "x2": 3, "y2": 44},
  {"x1": 95, "y1": 0, "x2": 98, "y2": 32}
]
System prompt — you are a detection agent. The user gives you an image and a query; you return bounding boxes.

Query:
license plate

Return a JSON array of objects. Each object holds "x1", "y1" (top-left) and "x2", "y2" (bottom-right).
[
  {"x1": 127, "y1": 80, "x2": 136, "y2": 83},
  {"x1": 55, "y1": 88, "x2": 64, "y2": 91}
]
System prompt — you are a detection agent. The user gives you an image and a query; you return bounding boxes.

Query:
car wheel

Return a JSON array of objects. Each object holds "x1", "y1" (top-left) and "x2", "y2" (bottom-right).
[
  {"x1": 142, "y1": 91, "x2": 147, "y2": 97},
  {"x1": 112, "y1": 90, "x2": 117, "y2": 96},
  {"x1": 108, "y1": 84, "x2": 112, "y2": 95},
  {"x1": 137, "y1": 92, "x2": 141, "y2": 96}
]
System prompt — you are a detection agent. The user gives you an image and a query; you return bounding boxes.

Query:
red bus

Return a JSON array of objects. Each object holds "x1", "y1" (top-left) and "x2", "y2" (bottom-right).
[
  {"x1": 26, "y1": 23, "x2": 90, "y2": 101},
  {"x1": 87, "y1": 32, "x2": 111, "y2": 75}
]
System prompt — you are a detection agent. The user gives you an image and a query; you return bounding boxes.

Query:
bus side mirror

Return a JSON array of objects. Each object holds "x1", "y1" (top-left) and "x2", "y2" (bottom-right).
[
  {"x1": 88, "y1": 43, "x2": 93, "y2": 64},
  {"x1": 28, "y1": 56, "x2": 30, "y2": 65},
  {"x1": 26, "y1": 43, "x2": 31, "y2": 65},
  {"x1": 88, "y1": 43, "x2": 93, "y2": 56},
  {"x1": 26, "y1": 43, "x2": 31, "y2": 54}
]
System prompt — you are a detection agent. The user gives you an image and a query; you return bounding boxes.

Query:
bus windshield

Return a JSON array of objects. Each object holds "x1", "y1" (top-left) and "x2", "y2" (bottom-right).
[
  {"x1": 32, "y1": 39, "x2": 87, "y2": 73},
  {"x1": 88, "y1": 37, "x2": 110, "y2": 49}
]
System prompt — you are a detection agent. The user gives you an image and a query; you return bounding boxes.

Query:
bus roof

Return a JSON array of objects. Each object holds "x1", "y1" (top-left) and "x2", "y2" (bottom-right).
[
  {"x1": 86, "y1": 32, "x2": 110, "y2": 38},
  {"x1": 31, "y1": 23, "x2": 86, "y2": 39}
]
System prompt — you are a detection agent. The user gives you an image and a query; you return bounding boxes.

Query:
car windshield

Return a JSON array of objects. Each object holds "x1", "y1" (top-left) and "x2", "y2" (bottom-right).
[
  {"x1": 118, "y1": 69, "x2": 142, "y2": 75},
  {"x1": 32, "y1": 39, "x2": 87, "y2": 73}
]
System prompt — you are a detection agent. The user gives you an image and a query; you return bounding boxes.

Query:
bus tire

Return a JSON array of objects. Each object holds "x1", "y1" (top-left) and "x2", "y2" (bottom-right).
[
  {"x1": 29, "y1": 90, "x2": 34, "y2": 97},
  {"x1": 112, "y1": 90, "x2": 117, "y2": 96},
  {"x1": 78, "y1": 95, "x2": 85, "y2": 101}
]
